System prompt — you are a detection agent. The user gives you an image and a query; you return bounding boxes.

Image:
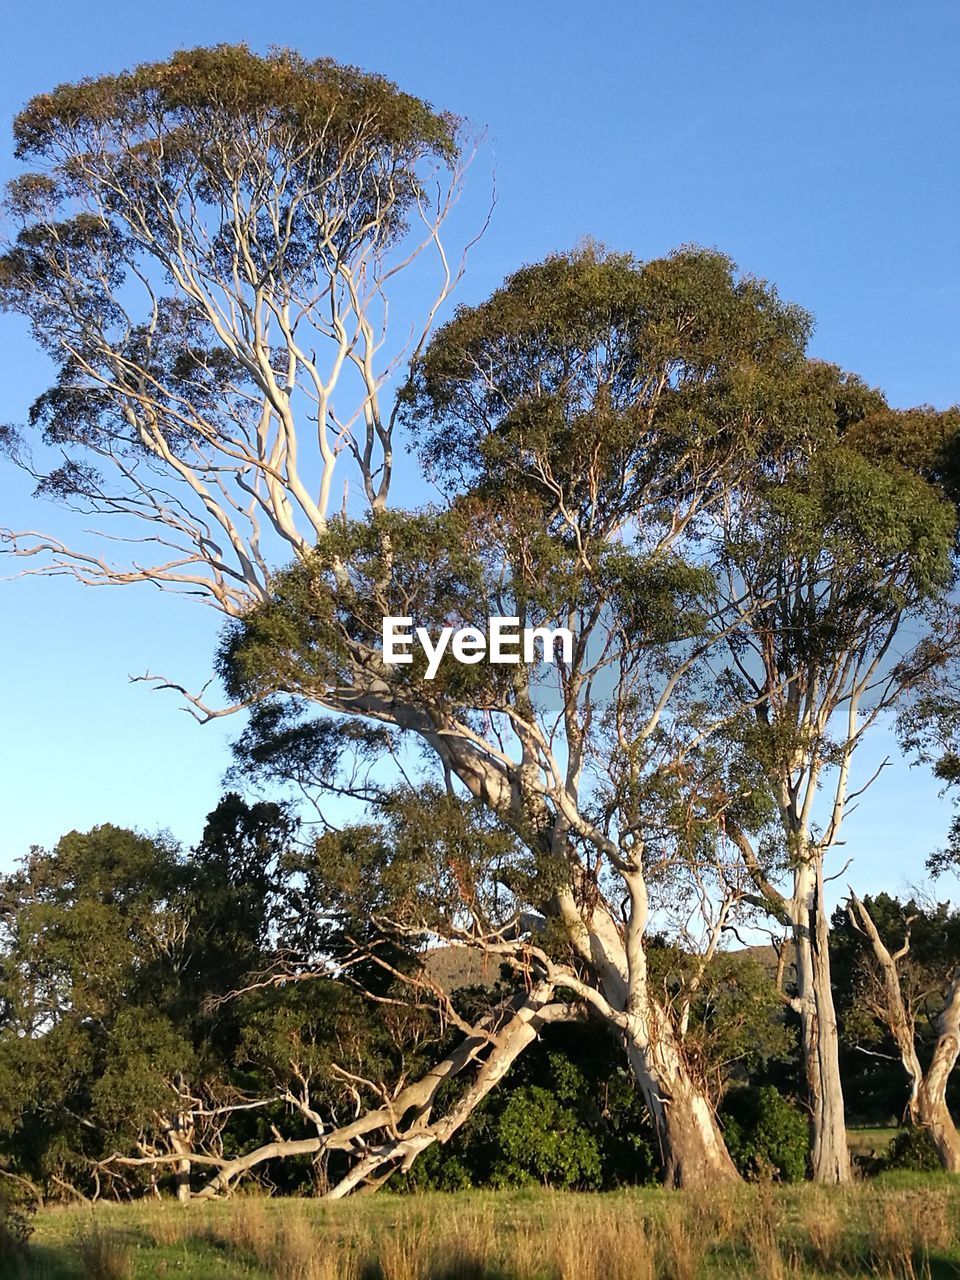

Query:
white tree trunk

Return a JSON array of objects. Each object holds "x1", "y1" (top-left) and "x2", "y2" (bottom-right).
[
  {"x1": 563, "y1": 890, "x2": 740, "y2": 1188},
  {"x1": 917, "y1": 970, "x2": 960, "y2": 1172},
  {"x1": 792, "y1": 859, "x2": 851, "y2": 1184},
  {"x1": 625, "y1": 1030, "x2": 740, "y2": 1187},
  {"x1": 168, "y1": 1120, "x2": 194, "y2": 1204}
]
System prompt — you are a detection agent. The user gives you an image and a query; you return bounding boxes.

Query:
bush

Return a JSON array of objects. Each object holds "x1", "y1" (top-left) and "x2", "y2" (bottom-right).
[
  {"x1": 0, "y1": 1186, "x2": 33, "y2": 1265},
  {"x1": 720, "y1": 1085, "x2": 808, "y2": 1182},
  {"x1": 403, "y1": 1144, "x2": 474, "y2": 1192},
  {"x1": 399, "y1": 1038, "x2": 658, "y2": 1192},
  {"x1": 486, "y1": 1083, "x2": 604, "y2": 1189},
  {"x1": 881, "y1": 1125, "x2": 942, "y2": 1173}
]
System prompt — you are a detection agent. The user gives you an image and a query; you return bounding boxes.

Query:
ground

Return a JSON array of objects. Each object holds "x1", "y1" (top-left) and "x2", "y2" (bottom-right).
[{"x1": 9, "y1": 1174, "x2": 960, "y2": 1279}]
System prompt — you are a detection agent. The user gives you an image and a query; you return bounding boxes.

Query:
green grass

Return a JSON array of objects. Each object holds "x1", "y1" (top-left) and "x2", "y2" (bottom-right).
[
  {"x1": 846, "y1": 1126, "x2": 899, "y2": 1160},
  {"x1": 7, "y1": 1179, "x2": 960, "y2": 1279}
]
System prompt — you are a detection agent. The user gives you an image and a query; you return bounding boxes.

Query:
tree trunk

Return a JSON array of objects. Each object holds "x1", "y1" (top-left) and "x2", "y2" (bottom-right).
[
  {"x1": 557, "y1": 885, "x2": 740, "y2": 1188},
  {"x1": 917, "y1": 969, "x2": 960, "y2": 1172},
  {"x1": 847, "y1": 892, "x2": 923, "y2": 1123},
  {"x1": 169, "y1": 1123, "x2": 193, "y2": 1204},
  {"x1": 917, "y1": 1077, "x2": 960, "y2": 1172},
  {"x1": 847, "y1": 897, "x2": 960, "y2": 1173},
  {"x1": 626, "y1": 1036, "x2": 740, "y2": 1187},
  {"x1": 793, "y1": 860, "x2": 851, "y2": 1184}
]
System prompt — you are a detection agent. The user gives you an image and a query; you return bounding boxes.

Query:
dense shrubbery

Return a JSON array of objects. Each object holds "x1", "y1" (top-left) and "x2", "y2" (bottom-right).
[
  {"x1": 720, "y1": 1086, "x2": 808, "y2": 1182},
  {"x1": 881, "y1": 1126, "x2": 943, "y2": 1173},
  {"x1": 2, "y1": 807, "x2": 960, "y2": 1200},
  {"x1": 0, "y1": 1185, "x2": 33, "y2": 1265},
  {"x1": 404, "y1": 1036, "x2": 658, "y2": 1192}
]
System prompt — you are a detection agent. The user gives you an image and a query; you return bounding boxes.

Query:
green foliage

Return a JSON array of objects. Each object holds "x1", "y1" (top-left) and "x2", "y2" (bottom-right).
[
  {"x1": 484, "y1": 1082, "x2": 604, "y2": 1189},
  {"x1": 881, "y1": 1126, "x2": 942, "y2": 1173},
  {"x1": 1, "y1": 44, "x2": 459, "y2": 524},
  {"x1": 405, "y1": 245, "x2": 811, "y2": 505},
  {"x1": 0, "y1": 1185, "x2": 33, "y2": 1260},
  {"x1": 646, "y1": 948, "x2": 795, "y2": 1094},
  {"x1": 7, "y1": 40, "x2": 960, "y2": 1205},
  {"x1": 720, "y1": 1085, "x2": 808, "y2": 1182},
  {"x1": 404, "y1": 1033, "x2": 658, "y2": 1193},
  {"x1": 0, "y1": 801, "x2": 302, "y2": 1197},
  {"x1": 13, "y1": 44, "x2": 457, "y2": 164}
]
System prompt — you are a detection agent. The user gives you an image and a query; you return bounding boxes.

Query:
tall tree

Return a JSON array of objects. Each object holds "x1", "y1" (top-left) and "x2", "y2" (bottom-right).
[
  {"x1": 711, "y1": 364, "x2": 960, "y2": 1182},
  {"x1": 0, "y1": 45, "x2": 465, "y2": 606},
  {"x1": 217, "y1": 245, "x2": 811, "y2": 1187},
  {"x1": 6, "y1": 46, "x2": 952, "y2": 1191}
]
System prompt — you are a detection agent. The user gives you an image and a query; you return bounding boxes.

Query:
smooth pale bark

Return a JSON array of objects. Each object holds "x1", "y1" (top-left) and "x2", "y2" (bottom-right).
[
  {"x1": 917, "y1": 976, "x2": 960, "y2": 1172},
  {"x1": 557, "y1": 887, "x2": 740, "y2": 1188},
  {"x1": 110, "y1": 887, "x2": 741, "y2": 1197},
  {"x1": 791, "y1": 859, "x2": 851, "y2": 1184},
  {"x1": 173, "y1": 1152, "x2": 191, "y2": 1204},
  {"x1": 850, "y1": 895, "x2": 960, "y2": 1172},
  {"x1": 729, "y1": 823, "x2": 851, "y2": 1181},
  {"x1": 625, "y1": 1033, "x2": 740, "y2": 1188},
  {"x1": 847, "y1": 893, "x2": 923, "y2": 1120},
  {"x1": 323, "y1": 987, "x2": 571, "y2": 1198},
  {"x1": 190, "y1": 984, "x2": 570, "y2": 1198}
]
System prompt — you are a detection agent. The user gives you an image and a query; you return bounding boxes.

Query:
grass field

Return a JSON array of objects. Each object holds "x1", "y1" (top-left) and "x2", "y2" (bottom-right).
[
  {"x1": 7, "y1": 1174, "x2": 960, "y2": 1279},
  {"x1": 846, "y1": 1128, "x2": 900, "y2": 1160}
]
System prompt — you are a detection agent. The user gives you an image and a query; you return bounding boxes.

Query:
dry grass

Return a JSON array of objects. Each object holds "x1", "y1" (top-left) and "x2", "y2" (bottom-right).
[
  {"x1": 23, "y1": 1178, "x2": 960, "y2": 1279},
  {"x1": 554, "y1": 1205, "x2": 655, "y2": 1280},
  {"x1": 74, "y1": 1224, "x2": 134, "y2": 1280},
  {"x1": 209, "y1": 1198, "x2": 349, "y2": 1279}
]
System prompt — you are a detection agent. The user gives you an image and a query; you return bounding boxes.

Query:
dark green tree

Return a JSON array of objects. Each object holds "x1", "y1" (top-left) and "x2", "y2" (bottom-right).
[{"x1": 0, "y1": 799, "x2": 301, "y2": 1201}]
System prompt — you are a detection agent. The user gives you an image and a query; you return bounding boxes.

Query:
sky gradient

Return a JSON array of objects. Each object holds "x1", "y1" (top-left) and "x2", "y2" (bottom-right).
[{"x1": 1, "y1": 1, "x2": 958, "y2": 900}]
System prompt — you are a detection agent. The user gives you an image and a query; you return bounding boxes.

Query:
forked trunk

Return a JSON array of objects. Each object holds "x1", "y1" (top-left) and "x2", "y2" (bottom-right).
[
  {"x1": 565, "y1": 888, "x2": 741, "y2": 1188},
  {"x1": 848, "y1": 896, "x2": 960, "y2": 1173},
  {"x1": 793, "y1": 860, "x2": 851, "y2": 1184},
  {"x1": 169, "y1": 1123, "x2": 193, "y2": 1204},
  {"x1": 917, "y1": 969, "x2": 960, "y2": 1172}
]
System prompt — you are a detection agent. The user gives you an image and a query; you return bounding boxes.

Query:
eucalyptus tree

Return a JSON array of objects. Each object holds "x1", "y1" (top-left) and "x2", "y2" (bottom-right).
[
  {"x1": 0, "y1": 45, "x2": 843, "y2": 1189},
  {"x1": 710, "y1": 365, "x2": 960, "y2": 1182},
  {"x1": 213, "y1": 245, "x2": 812, "y2": 1188},
  {"x1": 0, "y1": 44, "x2": 465, "y2": 606},
  {"x1": 841, "y1": 892, "x2": 960, "y2": 1171}
]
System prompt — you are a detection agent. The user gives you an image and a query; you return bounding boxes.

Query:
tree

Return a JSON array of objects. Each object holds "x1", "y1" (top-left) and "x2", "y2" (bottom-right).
[
  {"x1": 216, "y1": 245, "x2": 814, "y2": 1188},
  {"x1": 838, "y1": 892, "x2": 960, "y2": 1171},
  {"x1": 0, "y1": 825, "x2": 194, "y2": 1197},
  {"x1": 708, "y1": 362, "x2": 960, "y2": 1181},
  {"x1": 6, "y1": 46, "x2": 950, "y2": 1192},
  {"x1": 0, "y1": 45, "x2": 818, "y2": 1184},
  {"x1": 0, "y1": 802, "x2": 300, "y2": 1202},
  {"x1": 0, "y1": 45, "x2": 465, "y2": 608}
]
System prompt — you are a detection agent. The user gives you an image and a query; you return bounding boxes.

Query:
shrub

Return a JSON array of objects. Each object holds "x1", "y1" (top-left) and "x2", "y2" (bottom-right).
[
  {"x1": 399, "y1": 1037, "x2": 658, "y2": 1192},
  {"x1": 720, "y1": 1085, "x2": 808, "y2": 1182},
  {"x1": 881, "y1": 1125, "x2": 942, "y2": 1173},
  {"x1": 403, "y1": 1144, "x2": 474, "y2": 1192},
  {"x1": 486, "y1": 1083, "x2": 604, "y2": 1189},
  {"x1": 0, "y1": 1185, "x2": 33, "y2": 1265}
]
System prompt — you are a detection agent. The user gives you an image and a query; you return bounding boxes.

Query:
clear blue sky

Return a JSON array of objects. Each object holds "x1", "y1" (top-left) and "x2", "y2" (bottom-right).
[{"x1": 1, "y1": 0, "x2": 957, "y2": 899}]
